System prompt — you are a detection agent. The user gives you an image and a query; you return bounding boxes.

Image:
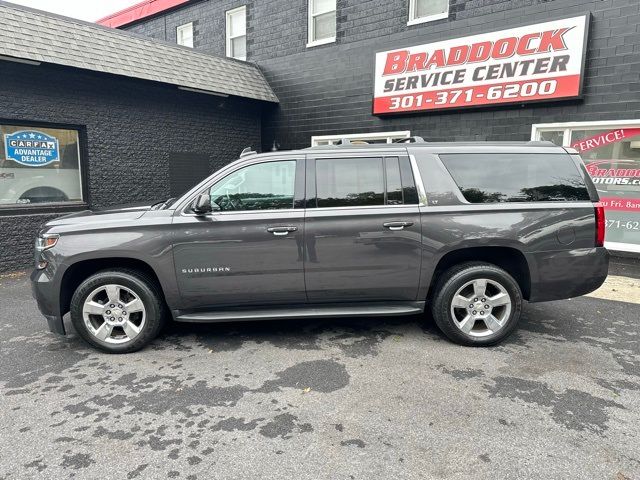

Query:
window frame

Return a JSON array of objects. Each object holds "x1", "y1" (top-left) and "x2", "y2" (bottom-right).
[
  {"x1": 307, "y1": 0, "x2": 336, "y2": 48},
  {"x1": 179, "y1": 157, "x2": 305, "y2": 216},
  {"x1": 226, "y1": 6, "x2": 247, "y2": 61},
  {"x1": 407, "y1": 0, "x2": 449, "y2": 26},
  {"x1": 176, "y1": 22, "x2": 194, "y2": 48},
  {"x1": 307, "y1": 155, "x2": 418, "y2": 210},
  {"x1": 0, "y1": 120, "x2": 88, "y2": 215}
]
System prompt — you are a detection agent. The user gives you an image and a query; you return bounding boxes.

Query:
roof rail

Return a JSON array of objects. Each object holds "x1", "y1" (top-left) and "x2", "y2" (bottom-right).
[
  {"x1": 526, "y1": 140, "x2": 556, "y2": 146},
  {"x1": 240, "y1": 147, "x2": 257, "y2": 157},
  {"x1": 394, "y1": 136, "x2": 426, "y2": 144}
]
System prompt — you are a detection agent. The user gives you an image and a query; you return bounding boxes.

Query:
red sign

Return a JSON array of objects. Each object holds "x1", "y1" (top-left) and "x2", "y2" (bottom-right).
[
  {"x1": 373, "y1": 16, "x2": 588, "y2": 114},
  {"x1": 572, "y1": 128, "x2": 640, "y2": 153}
]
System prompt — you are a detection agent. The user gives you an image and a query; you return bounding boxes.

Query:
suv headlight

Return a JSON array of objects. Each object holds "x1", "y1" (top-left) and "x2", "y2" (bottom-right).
[
  {"x1": 35, "y1": 233, "x2": 59, "y2": 252},
  {"x1": 35, "y1": 233, "x2": 59, "y2": 269}
]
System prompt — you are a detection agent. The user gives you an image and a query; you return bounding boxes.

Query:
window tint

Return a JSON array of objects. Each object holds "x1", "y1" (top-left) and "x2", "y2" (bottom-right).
[
  {"x1": 399, "y1": 156, "x2": 419, "y2": 204},
  {"x1": 316, "y1": 157, "x2": 384, "y2": 207},
  {"x1": 440, "y1": 153, "x2": 590, "y2": 203},
  {"x1": 385, "y1": 157, "x2": 403, "y2": 205},
  {"x1": 209, "y1": 160, "x2": 296, "y2": 211}
]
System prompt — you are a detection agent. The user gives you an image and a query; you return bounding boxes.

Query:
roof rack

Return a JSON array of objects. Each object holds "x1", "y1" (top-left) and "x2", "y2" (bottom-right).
[
  {"x1": 526, "y1": 140, "x2": 556, "y2": 146},
  {"x1": 393, "y1": 136, "x2": 426, "y2": 144},
  {"x1": 240, "y1": 147, "x2": 257, "y2": 157}
]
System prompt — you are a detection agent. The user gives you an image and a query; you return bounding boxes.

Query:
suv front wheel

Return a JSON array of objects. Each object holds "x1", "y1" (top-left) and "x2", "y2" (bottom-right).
[
  {"x1": 431, "y1": 262, "x2": 522, "y2": 346},
  {"x1": 70, "y1": 269, "x2": 166, "y2": 353}
]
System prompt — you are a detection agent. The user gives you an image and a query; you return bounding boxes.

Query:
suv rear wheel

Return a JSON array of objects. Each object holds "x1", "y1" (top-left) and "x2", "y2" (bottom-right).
[
  {"x1": 431, "y1": 262, "x2": 522, "y2": 346},
  {"x1": 70, "y1": 269, "x2": 166, "y2": 353}
]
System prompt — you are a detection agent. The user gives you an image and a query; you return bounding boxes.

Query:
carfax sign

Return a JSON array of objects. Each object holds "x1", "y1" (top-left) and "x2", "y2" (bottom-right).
[
  {"x1": 373, "y1": 15, "x2": 589, "y2": 114},
  {"x1": 4, "y1": 130, "x2": 60, "y2": 167}
]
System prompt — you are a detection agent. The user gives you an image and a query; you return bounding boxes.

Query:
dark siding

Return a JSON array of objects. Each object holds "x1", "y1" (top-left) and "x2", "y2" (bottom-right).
[
  {"x1": 0, "y1": 62, "x2": 262, "y2": 272},
  {"x1": 123, "y1": 0, "x2": 640, "y2": 150}
]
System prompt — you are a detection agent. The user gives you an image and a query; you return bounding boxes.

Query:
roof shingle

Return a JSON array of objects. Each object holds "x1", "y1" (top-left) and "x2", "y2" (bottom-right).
[{"x1": 0, "y1": 1, "x2": 278, "y2": 103}]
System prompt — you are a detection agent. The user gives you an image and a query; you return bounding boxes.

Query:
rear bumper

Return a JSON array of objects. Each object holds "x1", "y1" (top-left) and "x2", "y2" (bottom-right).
[
  {"x1": 31, "y1": 268, "x2": 66, "y2": 335},
  {"x1": 528, "y1": 247, "x2": 609, "y2": 302}
]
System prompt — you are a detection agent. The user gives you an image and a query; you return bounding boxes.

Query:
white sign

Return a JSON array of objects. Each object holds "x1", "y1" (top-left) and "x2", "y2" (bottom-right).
[{"x1": 373, "y1": 15, "x2": 589, "y2": 114}]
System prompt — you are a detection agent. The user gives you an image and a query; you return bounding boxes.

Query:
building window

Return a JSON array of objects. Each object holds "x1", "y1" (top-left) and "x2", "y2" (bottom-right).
[
  {"x1": 533, "y1": 120, "x2": 640, "y2": 254},
  {"x1": 311, "y1": 131, "x2": 411, "y2": 146},
  {"x1": 307, "y1": 0, "x2": 336, "y2": 47},
  {"x1": 177, "y1": 22, "x2": 194, "y2": 48},
  {"x1": 226, "y1": 6, "x2": 247, "y2": 61},
  {"x1": 1, "y1": 125, "x2": 83, "y2": 208},
  {"x1": 408, "y1": 0, "x2": 449, "y2": 26}
]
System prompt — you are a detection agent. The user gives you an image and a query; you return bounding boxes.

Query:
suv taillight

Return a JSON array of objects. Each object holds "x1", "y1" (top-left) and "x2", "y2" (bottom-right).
[{"x1": 594, "y1": 204, "x2": 605, "y2": 247}]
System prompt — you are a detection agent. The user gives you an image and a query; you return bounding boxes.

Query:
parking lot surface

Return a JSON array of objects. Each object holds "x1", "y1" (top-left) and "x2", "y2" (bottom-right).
[{"x1": 1, "y1": 270, "x2": 639, "y2": 480}]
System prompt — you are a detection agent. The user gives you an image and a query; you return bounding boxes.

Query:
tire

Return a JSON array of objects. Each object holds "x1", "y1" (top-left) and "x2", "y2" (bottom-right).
[
  {"x1": 430, "y1": 262, "x2": 522, "y2": 347},
  {"x1": 70, "y1": 269, "x2": 167, "y2": 353}
]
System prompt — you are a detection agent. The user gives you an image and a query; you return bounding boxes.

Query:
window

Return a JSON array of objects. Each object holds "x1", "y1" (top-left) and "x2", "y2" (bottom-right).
[
  {"x1": 316, "y1": 157, "x2": 385, "y2": 207},
  {"x1": 208, "y1": 160, "x2": 296, "y2": 211},
  {"x1": 177, "y1": 22, "x2": 194, "y2": 48},
  {"x1": 533, "y1": 120, "x2": 640, "y2": 253},
  {"x1": 408, "y1": 0, "x2": 449, "y2": 25},
  {"x1": 311, "y1": 131, "x2": 411, "y2": 146},
  {"x1": 308, "y1": 0, "x2": 336, "y2": 47},
  {"x1": 1, "y1": 125, "x2": 83, "y2": 207},
  {"x1": 440, "y1": 154, "x2": 589, "y2": 203},
  {"x1": 226, "y1": 6, "x2": 246, "y2": 61}
]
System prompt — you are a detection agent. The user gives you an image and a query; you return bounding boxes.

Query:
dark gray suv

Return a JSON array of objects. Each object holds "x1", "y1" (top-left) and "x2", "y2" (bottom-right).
[{"x1": 31, "y1": 139, "x2": 609, "y2": 353}]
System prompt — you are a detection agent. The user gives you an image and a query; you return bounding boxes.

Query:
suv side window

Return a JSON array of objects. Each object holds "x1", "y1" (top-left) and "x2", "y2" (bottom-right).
[
  {"x1": 440, "y1": 153, "x2": 590, "y2": 203},
  {"x1": 314, "y1": 156, "x2": 418, "y2": 208},
  {"x1": 209, "y1": 160, "x2": 296, "y2": 211},
  {"x1": 316, "y1": 157, "x2": 385, "y2": 207}
]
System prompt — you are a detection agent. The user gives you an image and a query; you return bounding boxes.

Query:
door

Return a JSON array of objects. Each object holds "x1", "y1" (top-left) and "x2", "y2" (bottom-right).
[
  {"x1": 304, "y1": 154, "x2": 422, "y2": 302},
  {"x1": 172, "y1": 157, "x2": 306, "y2": 310}
]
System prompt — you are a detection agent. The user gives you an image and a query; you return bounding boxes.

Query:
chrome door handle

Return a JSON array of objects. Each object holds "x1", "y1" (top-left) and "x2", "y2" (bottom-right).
[
  {"x1": 383, "y1": 221, "x2": 414, "y2": 231},
  {"x1": 267, "y1": 226, "x2": 298, "y2": 236}
]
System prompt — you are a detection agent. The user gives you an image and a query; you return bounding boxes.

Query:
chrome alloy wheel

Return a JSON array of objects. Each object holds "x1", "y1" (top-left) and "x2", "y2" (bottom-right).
[
  {"x1": 82, "y1": 284, "x2": 146, "y2": 344},
  {"x1": 449, "y1": 278, "x2": 512, "y2": 338}
]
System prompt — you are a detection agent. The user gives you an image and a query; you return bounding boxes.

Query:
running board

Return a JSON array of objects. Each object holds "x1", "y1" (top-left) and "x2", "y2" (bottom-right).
[{"x1": 174, "y1": 302, "x2": 425, "y2": 323}]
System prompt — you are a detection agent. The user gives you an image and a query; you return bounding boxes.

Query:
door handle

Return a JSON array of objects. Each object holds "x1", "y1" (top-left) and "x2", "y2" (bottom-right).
[
  {"x1": 383, "y1": 221, "x2": 414, "y2": 231},
  {"x1": 267, "y1": 226, "x2": 298, "y2": 236}
]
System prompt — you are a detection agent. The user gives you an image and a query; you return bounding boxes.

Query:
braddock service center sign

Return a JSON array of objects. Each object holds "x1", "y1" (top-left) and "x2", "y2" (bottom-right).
[{"x1": 373, "y1": 15, "x2": 589, "y2": 114}]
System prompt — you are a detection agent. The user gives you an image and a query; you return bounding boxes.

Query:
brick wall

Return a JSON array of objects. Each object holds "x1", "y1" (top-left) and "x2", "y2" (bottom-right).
[
  {"x1": 123, "y1": 0, "x2": 640, "y2": 150},
  {"x1": 0, "y1": 62, "x2": 262, "y2": 272}
]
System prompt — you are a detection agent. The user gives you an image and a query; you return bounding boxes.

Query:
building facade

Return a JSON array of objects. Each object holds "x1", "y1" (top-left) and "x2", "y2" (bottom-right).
[
  {"x1": 0, "y1": 2, "x2": 276, "y2": 272},
  {"x1": 107, "y1": 0, "x2": 640, "y2": 254}
]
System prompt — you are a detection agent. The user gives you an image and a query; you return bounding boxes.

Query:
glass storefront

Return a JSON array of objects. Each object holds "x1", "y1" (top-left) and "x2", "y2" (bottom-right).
[
  {"x1": 534, "y1": 121, "x2": 640, "y2": 253},
  {"x1": 1, "y1": 125, "x2": 83, "y2": 207}
]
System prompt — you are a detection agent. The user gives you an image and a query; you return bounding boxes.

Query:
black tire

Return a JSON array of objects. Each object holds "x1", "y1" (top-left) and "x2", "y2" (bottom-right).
[
  {"x1": 70, "y1": 269, "x2": 167, "y2": 353},
  {"x1": 430, "y1": 262, "x2": 522, "y2": 347}
]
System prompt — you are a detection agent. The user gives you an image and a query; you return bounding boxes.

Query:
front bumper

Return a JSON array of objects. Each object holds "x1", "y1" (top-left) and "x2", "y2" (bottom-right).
[
  {"x1": 528, "y1": 247, "x2": 610, "y2": 303},
  {"x1": 31, "y1": 267, "x2": 66, "y2": 335}
]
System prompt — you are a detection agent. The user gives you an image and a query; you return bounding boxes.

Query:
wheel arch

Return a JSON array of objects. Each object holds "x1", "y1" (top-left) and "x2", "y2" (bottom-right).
[
  {"x1": 428, "y1": 246, "x2": 531, "y2": 301},
  {"x1": 60, "y1": 257, "x2": 167, "y2": 317}
]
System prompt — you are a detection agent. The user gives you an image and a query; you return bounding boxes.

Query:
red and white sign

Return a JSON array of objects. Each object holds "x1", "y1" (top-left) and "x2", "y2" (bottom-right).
[
  {"x1": 373, "y1": 15, "x2": 588, "y2": 114},
  {"x1": 572, "y1": 128, "x2": 640, "y2": 153}
]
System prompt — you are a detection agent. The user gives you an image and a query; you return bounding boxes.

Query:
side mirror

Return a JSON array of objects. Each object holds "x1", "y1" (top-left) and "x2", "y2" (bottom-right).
[{"x1": 192, "y1": 193, "x2": 212, "y2": 215}]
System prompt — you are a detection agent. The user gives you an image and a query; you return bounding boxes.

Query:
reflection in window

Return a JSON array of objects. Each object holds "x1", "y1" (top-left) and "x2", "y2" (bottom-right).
[
  {"x1": 0, "y1": 125, "x2": 83, "y2": 206},
  {"x1": 440, "y1": 154, "x2": 590, "y2": 203},
  {"x1": 409, "y1": 0, "x2": 449, "y2": 24},
  {"x1": 209, "y1": 160, "x2": 296, "y2": 211},
  {"x1": 316, "y1": 157, "x2": 384, "y2": 207}
]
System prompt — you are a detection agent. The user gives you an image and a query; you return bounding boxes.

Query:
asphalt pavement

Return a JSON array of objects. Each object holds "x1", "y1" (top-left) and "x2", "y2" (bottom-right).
[{"x1": 0, "y1": 267, "x2": 639, "y2": 480}]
